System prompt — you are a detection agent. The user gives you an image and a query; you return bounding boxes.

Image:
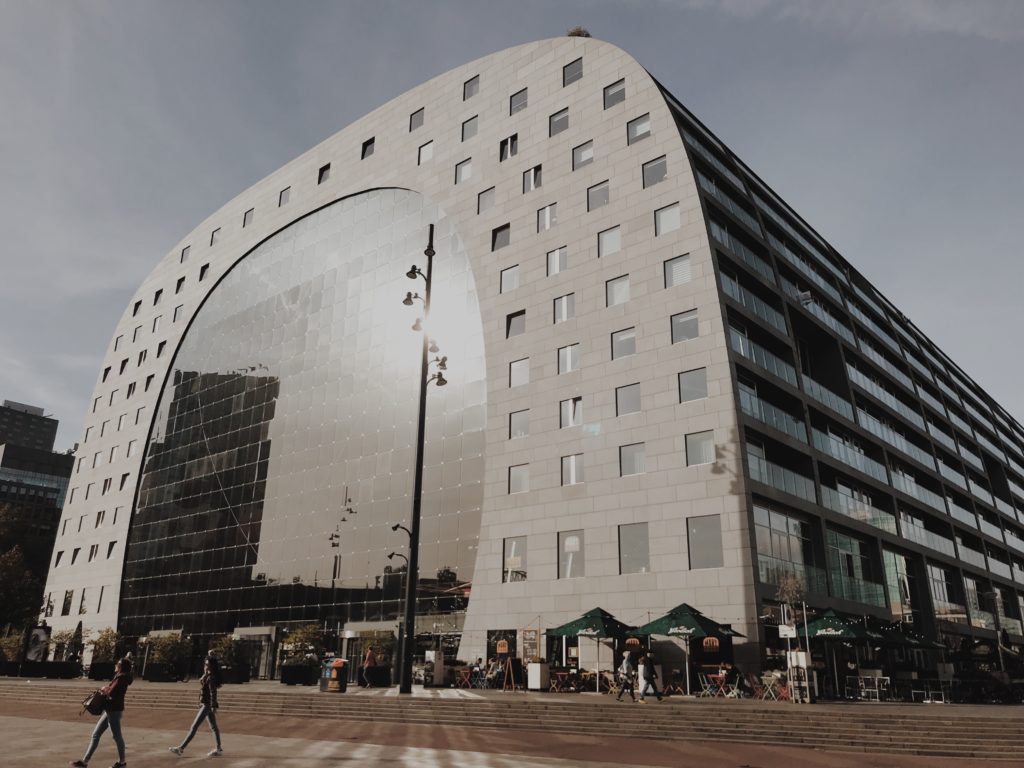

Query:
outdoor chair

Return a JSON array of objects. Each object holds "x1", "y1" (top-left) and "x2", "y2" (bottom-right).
[
  {"x1": 664, "y1": 669, "x2": 686, "y2": 696},
  {"x1": 601, "y1": 671, "x2": 618, "y2": 695},
  {"x1": 745, "y1": 672, "x2": 766, "y2": 700},
  {"x1": 775, "y1": 680, "x2": 791, "y2": 702},
  {"x1": 696, "y1": 673, "x2": 716, "y2": 698}
]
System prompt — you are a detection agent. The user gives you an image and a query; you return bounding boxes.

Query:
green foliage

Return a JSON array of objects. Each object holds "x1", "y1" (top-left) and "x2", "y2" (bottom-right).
[
  {"x1": 282, "y1": 624, "x2": 324, "y2": 666},
  {"x1": 148, "y1": 634, "x2": 191, "y2": 666},
  {"x1": 0, "y1": 632, "x2": 24, "y2": 662},
  {"x1": 0, "y1": 546, "x2": 43, "y2": 629},
  {"x1": 208, "y1": 634, "x2": 246, "y2": 669},
  {"x1": 90, "y1": 628, "x2": 121, "y2": 663}
]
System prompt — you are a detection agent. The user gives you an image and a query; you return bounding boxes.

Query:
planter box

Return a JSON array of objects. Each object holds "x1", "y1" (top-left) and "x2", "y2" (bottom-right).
[
  {"x1": 1, "y1": 661, "x2": 21, "y2": 677},
  {"x1": 143, "y1": 662, "x2": 180, "y2": 683},
  {"x1": 89, "y1": 662, "x2": 117, "y2": 681},
  {"x1": 280, "y1": 665, "x2": 318, "y2": 686},
  {"x1": 223, "y1": 664, "x2": 251, "y2": 684}
]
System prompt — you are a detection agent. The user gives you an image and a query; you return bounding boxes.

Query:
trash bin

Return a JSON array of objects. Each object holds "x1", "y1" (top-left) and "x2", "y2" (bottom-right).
[{"x1": 320, "y1": 657, "x2": 348, "y2": 692}]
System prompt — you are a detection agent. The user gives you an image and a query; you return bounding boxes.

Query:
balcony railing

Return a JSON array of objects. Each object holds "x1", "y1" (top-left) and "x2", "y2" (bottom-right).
[
  {"x1": 820, "y1": 486, "x2": 897, "y2": 534},
  {"x1": 927, "y1": 421, "x2": 957, "y2": 453},
  {"x1": 846, "y1": 366, "x2": 925, "y2": 430},
  {"x1": 858, "y1": 338, "x2": 913, "y2": 390},
  {"x1": 830, "y1": 569, "x2": 888, "y2": 607},
  {"x1": 995, "y1": 496, "x2": 1017, "y2": 519},
  {"x1": 721, "y1": 273, "x2": 788, "y2": 334},
  {"x1": 902, "y1": 522, "x2": 956, "y2": 558},
  {"x1": 959, "y1": 445, "x2": 984, "y2": 472},
  {"x1": 747, "y1": 452, "x2": 816, "y2": 503},
  {"x1": 979, "y1": 518, "x2": 1004, "y2": 542},
  {"x1": 933, "y1": 598, "x2": 969, "y2": 625},
  {"x1": 770, "y1": 233, "x2": 844, "y2": 304},
  {"x1": 988, "y1": 557, "x2": 1012, "y2": 581},
  {"x1": 801, "y1": 375, "x2": 854, "y2": 421},
  {"x1": 753, "y1": 193, "x2": 847, "y2": 285},
  {"x1": 812, "y1": 429, "x2": 889, "y2": 483},
  {"x1": 729, "y1": 329, "x2": 798, "y2": 386},
  {"x1": 757, "y1": 553, "x2": 828, "y2": 595},
  {"x1": 856, "y1": 409, "x2": 935, "y2": 471},
  {"x1": 1014, "y1": 564, "x2": 1024, "y2": 585},
  {"x1": 891, "y1": 471, "x2": 947, "y2": 515},
  {"x1": 697, "y1": 172, "x2": 762, "y2": 234},
  {"x1": 781, "y1": 277, "x2": 853, "y2": 343},
  {"x1": 1005, "y1": 532, "x2": 1024, "y2": 556},
  {"x1": 970, "y1": 606, "x2": 997, "y2": 631},
  {"x1": 739, "y1": 390, "x2": 807, "y2": 443},
  {"x1": 709, "y1": 219, "x2": 776, "y2": 284},
  {"x1": 947, "y1": 408, "x2": 973, "y2": 436},
  {"x1": 970, "y1": 478, "x2": 995, "y2": 508},
  {"x1": 849, "y1": 304, "x2": 902, "y2": 356},
  {"x1": 1001, "y1": 616, "x2": 1024, "y2": 637},
  {"x1": 946, "y1": 498, "x2": 978, "y2": 529},
  {"x1": 957, "y1": 543, "x2": 987, "y2": 570},
  {"x1": 936, "y1": 459, "x2": 967, "y2": 491},
  {"x1": 906, "y1": 351, "x2": 935, "y2": 384},
  {"x1": 683, "y1": 131, "x2": 746, "y2": 190}
]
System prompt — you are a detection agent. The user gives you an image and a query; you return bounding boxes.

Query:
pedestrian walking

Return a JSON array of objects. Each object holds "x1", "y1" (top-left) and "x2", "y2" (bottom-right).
[
  {"x1": 168, "y1": 653, "x2": 224, "y2": 757},
  {"x1": 362, "y1": 645, "x2": 377, "y2": 687},
  {"x1": 638, "y1": 654, "x2": 663, "y2": 702},
  {"x1": 69, "y1": 656, "x2": 133, "y2": 768},
  {"x1": 615, "y1": 654, "x2": 636, "y2": 702}
]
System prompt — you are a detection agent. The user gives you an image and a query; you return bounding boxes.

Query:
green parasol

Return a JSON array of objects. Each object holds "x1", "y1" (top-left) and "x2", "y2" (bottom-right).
[
  {"x1": 547, "y1": 607, "x2": 636, "y2": 692},
  {"x1": 799, "y1": 609, "x2": 885, "y2": 696}
]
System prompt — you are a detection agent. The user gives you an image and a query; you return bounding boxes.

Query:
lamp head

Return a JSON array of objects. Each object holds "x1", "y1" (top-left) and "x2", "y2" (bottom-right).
[
  {"x1": 403, "y1": 292, "x2": 414, "y2": 306},
  {"x1": 391, "y1": 523, "x2": 400, "y2": 531},
  {"x1": 437, "y1": 356, "x2": 447, "y2": 371},
  {"x1": 428, "y1": 340, "x2": 439, "y2": 354},
  {"x1": 406, "y1": 265, "x2": 420, "y2": 280},
  {"x1": 387, "y1": 552, "x2": 396, "y2": 560},
  {"x1": 435, "y1": 373, "x2": 448, "y2": 387},
  {"x1": 412, "y1": 318, "x2": 422, "y2": 332},
  {"x1": 424, "y1": 247, "x2": 435, "y2": 258}
]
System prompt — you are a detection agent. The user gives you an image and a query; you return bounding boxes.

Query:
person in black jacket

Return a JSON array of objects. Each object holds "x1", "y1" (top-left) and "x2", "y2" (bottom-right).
[
  {"x1": 168, "y1": 654, "x2": 223, "y2": 757},
  {"x1": 69, "y1": 656, "x2": 133, "y2": 768}
]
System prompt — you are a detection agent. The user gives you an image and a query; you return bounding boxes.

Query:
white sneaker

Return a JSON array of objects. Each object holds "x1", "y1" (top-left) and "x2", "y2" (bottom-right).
[{"x1": 208, "y1": 748, "x2": 223, "y2": 757}]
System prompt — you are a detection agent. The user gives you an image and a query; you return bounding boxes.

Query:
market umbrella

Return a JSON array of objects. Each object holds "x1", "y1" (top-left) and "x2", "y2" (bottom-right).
[
  {"x1": 548, "y1": 607, "x2": 636, "y2": 692},
  {"x1": 799, "y1": 609, "x2": 884, "y2": 696}
]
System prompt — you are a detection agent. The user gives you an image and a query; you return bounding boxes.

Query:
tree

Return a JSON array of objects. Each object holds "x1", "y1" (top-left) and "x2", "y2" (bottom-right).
[
  {"x1": 90, "y1": 628, "x2": 122, "y2": 663},
  {"x1": 0, "y1": 546, "x2": 42, "y2": 630}
]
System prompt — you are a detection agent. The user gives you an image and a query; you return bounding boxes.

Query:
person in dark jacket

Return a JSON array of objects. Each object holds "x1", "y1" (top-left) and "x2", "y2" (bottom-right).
[
  {"x1": 69, "y1": 656, "x2": 133, "y2": 767},
  {"x1": 638, "y1": 654, "x2": 663, "y2": 702},
  {"x1": 169, "y1": 654, "x2": 224, "y2": 757}
]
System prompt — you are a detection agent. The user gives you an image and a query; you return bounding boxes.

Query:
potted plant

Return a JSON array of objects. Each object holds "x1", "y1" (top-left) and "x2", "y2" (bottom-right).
[
  {"x1": 145, "y1": 634, "x2": 192, "y2": 682},
  {"x1": 0, "y1": 633, "x2": 23, "y2": 676},
  {"x1": 279, "y1": 624, "x2": 323, "y2": 686},
  {"x1": 88, "y1": 628, "x2": 121, "y2": 680},
  {"x1": 209, "y1": 634, "x2": 251, "y2": 683}
]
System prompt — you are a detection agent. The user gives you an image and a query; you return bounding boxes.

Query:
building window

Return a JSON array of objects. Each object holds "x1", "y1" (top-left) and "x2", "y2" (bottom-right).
[
  {"x1": 558, "y1": 344, "x2": 579, "y2": 374},
  {"x1": 278, "y1": 187, "x2": 291, "y2": 206},
  {"x1": 500, "y1": 133, "x2": 518, "y2": 161},
  {"x1": 199, "y1": 264, "x2": 209, "y2": 281},
  {"x1": 135, "y1": 406, "x2": 145, "y2": 425},
  {"x1": 679, "y1": 368, "x2": 708, "y2": 403},
  {"x1": 508, "y1": 464, "x2": 529, "y2": 494},
  {"x1": 561, "y1": 455, "x2": 584, "y2": 487},
  {"x1": 126, "y1": 382, "x2": 136, "y2": 399},
  {"x1": 549, "y1": 108, "x2": 569, "y2": 136},
  {"x1": 95, "y1": 510, "x2": 105, "y2": 527},
  {"x1": 506, "y1": 309, "x2": 526, "y2": 338},
  {"x1": 318, "y1": 163, "x2": 331, "y2": 184},
  {"x1": 627, "y1": 113, "x2": 651, "y2": 144},
  {"x1": 537, "y1": 203, "x2": 557, "y2": 232},
  {"x1": 604, "y1": 79, "x2": 626, "y2": 108},
  {"x1": 361, "y1": 137, "x2": 375, "y2": 159},
  {"x1": 107, "y1": 541, "x2": 116, "y2": 558},
  {"x1": 462, "y1": 115, "x2": 478, "y2": 141},
  {"x1": 510, "y1": 87, "x2": 528, "y2": 115},
  {"x1": 132, "y1": 300, "x2": 141, "y2": 317},
  {"x1": 509, "y1": 409, "x2": 529, "y2": 439},
  {"x1": 553, "y1": 293, "x2": 575, "y2": 323},
  {"x1": 500, "y1": 265, "x2": 520, "y2": 294},
  {"x1": 96, "y1": 585, "x2": 105, "y2": 613},
  {"x1": 686, "y1": 430, "x2": 715, "y2": 466},
  {"x1": 664, "y1": 254, "x2": 691, "y2": 287},
  {"x1": 671, "y1": 309, "x2": 698, "y2": 343},
  {"x1": 611, "y1": 327, "x2": 636, "y2": 359},
  {"x1": 455, "y1": 158, "x2": 472, "y2": 184},
  {"x1": 409, "y1": 107, "x2": 425, "y2": 131},
  {"x1": 145, "y1": 373, "x2": 154, "y2": 391},
  {"x1": 180, "y1": 245, "x2": 190, "y2": 263},
  {"x1": 572, "y1": 140, "x2": 593, "y2": 170},
  {"x1": 210, "y1": 228, "x2": 220, "y2": 246},
  {"x1": 463, "y1": 75, "x2": 479, "y2": 100},
  {"x1": 132, "y1": 325, "x2": 142, "y2": 342},
  {"x1": 153, "y1": 288, "x2": 163, "y2": 306},
  {"x1": 642, "y1": 156, "x2": 668, "y2": 188},
  {"x1": 61, "y1": 590, "x2": 73, "y2": 616},
  {"x1": 492, "y1": 223, "x2": 511, "y2": 251},
  {"x1": 509, "y1": 358, "x2": 529, "y2": 387},
  {"x1": 587, "y1": 180, "x2": 609, "y2": 211},
  {"x1": 478, "y1": 187, "x2": 495, "y2": 214},
  {"x1": 102, "y1": 477, "x2": 112, "y2": 494},
  {"x1": 157, "y1": 340, "x2": 167, "y2": 357},
  {"x1": 546, "y1": 246, "x2": 568, "y2": 276},
  {"x1": 560, "y1": 396, "x2": 583, "y2": 428},
  {"x1": 616, "y1": 383, "x2": 641, "y2": 415},
  {"x1": 688, "y1": 514, "x2": 723, "y2": 568},
  {"x1": 127, "y1": 439, "x2": 137, "y2": 458},
  {"x1": 619, "y1": 523, "x2": 650, "y2": 574},
  {"x1": 54, "y1": 551, "x2": 64, "y2": 568},
  {"x1": 563, "y1": 57, "x2": 583, "y2": 85},
  {"x1": 620, "y1": 443, "x2": 645, "y2": 476},
  {"x1": 242, "y1": 208, "x2": 254, "y2": 228},
  {"x1": 175, "y1": 276, "x2": 185, "y2": 294},
  {"x1": 606, "y1": 275, "x2": 630, "y2": 307},
  {"x1": 88, "y1": 544, "x2": 98, "y2": 563},
  {"x1": 559, "y1": 530, "x2": 585, "y2": 578},
  {"x1": 503, "y1": 536, "x2": 526, "y2": 582},
  {"x1": 152, "y1": 315, "x2": 162, "y2": 333},
  {"x1": 655, "y1": 203, "x2": 681, "y2": 236},
  {"x1": 523, "y1": 164, "x2": 542, "y2": 192},
  {"x1": 119, "y1": 358, "x2": 128, "y2": 374},
  {"x1": 114, "y1": 335, "x2": 123, "y2": 351},
  {"x1": 173, "y1": 305, "x2": 183, "y2": 323},
  {"x1": 598, "y1": 226, "x2": 621, "y2": 258},
  {"x1": 418, "y1": 141, "x2": 434, "y2": 165}
]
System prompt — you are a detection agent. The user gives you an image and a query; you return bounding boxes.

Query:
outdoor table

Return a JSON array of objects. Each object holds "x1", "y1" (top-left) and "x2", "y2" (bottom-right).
[
  {"x1": 760, "y1": 675, "x2": 781, "y2": 701},
  {"x1": 707, "y1": 673, "x2": 735, "y2": 697},
  {"x1": 455, "y1": 667, "x2": 472, "y2": 689},
  {"x1": 552, "y1": 670, "x2": 572, "y2": 692}
]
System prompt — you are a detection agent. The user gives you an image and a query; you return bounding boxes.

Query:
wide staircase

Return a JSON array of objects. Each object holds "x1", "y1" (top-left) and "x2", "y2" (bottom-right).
[{"x1": 2, "y1": 678, "x2": 1021, "y2": 760}]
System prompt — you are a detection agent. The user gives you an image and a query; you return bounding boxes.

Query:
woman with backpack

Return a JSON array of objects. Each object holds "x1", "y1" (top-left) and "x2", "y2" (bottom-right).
[
  {"x1": 69, "y1": 656, "x2": 133, "y2": 768},
  {"x1": 168, "y1": 653, "x2": 223, "y2": 757}
]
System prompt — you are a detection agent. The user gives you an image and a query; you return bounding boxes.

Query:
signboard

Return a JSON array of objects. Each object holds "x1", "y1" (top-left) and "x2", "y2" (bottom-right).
[
  {"x1": 496, "y1": 639, "x2": 509, "y2": 655},
  {"x1": 778, "y1": 624, "x2": 797, "y2": 639},
  {"x1": 521, "y1": 629, "x2": 539, "y2": 661}
]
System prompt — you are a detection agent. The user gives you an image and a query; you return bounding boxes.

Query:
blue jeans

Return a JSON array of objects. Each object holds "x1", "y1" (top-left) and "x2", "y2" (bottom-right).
[
  {"x1": 179, "y1": 705, "x2": 221, "y2": 750},
  {"x1": 83, "y1": 710, "x2": 125, "y2": 763}
]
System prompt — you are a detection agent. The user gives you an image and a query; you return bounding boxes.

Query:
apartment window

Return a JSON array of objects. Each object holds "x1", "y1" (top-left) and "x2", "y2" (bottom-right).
[
  {"x1": 96, "y1": 509, "x2": 106, "y2": 528},
  {"x1": 553, "y1": 293, "x2": 575, "y2": 323},
  {"x1": 109, "y1": 389, "x2": 119, "y2": 405},
  {"x1": 127, "y1": 439, "x2": 137, "y2": 458},
  {"x1": 318, "y1": 163, "x2": 331, "y2": 184},
  {"x1": 152, "y1": 315, "x2": 162, "y2": 332},
  {"x1": 688, "y1": 514, "x2": 723, "y2": 568},
  {"x1": 135, "y1": 406, "x2": 146, "y2": 425},
  {"x1": 107, "y1": 541, "x2": 117, "y2": 558},
  {"x1": 102, "y1": 367, "x2": 110, "y2": 383},
  {"x1": 242, "y1": 208, "x2": 254, "y2": 228},
  {"x1": 509, "y1": 358, "x2": 529, "y2": 387},
  {"x1": 611, "y1": 327, "x2": 636, "y2": 359},
  {"x1": 119, "y1": 472, "x2": 130, "y2": 490},
  {"x1": 560, "y1": 396, "x2": 583, "y2": 427},
  {"x1": 655, "y1": 203, "x2": 681, "y2": 235},
  {"x1": 502, "y1": 536, "x2": 526, "y2": 582},
  {"x1": 549, "y1": 108, "x2": 569, "y2": 137},
  {"x1": 209, "y1": 227, "x2": 220, "y2": 245},
  {"x1": 173, "y1": 305, "x2": 183, "y2": 323},
  {"x1": 119, "y1": 358, "x2": 128, "y2": 374},
  {"x1": 71, "y1": 547, "x2": 81, "y2": 565},
  {"x1": 509, "y1": 409, "x2": 530, "y2": 439},
  {"x1": 643, "y1": 156, "x2": 668, "y2": 188},
  {"x1": 478, "y1": 187, "x2": 495, "y2": 214},
  {"x1": 125, "y1": 382, "x2": 136, "y2": 399},
  {"x1": 686, "y1": 430, "x2": 715, "y2": 466},
  {"x1": 114, "y1": 335, "x2": 123, "y2": 351},
  {"x1": 620, "y1": 443, "x2": 646, "y2": 476},
  {"x1": 664, "y1": 254, "x2": 691, "y2": 287},
  {"x1": 619, "y1": 523, "x2": 650, "y2": 574},
  {"x1": 679, "y1": 368, "x2": 708, "y2": 403},
  {"x1": 587, "y1": 180, "x2": 610, "y2": 211},
  {"x1": 409, "y1": 107, "x2": 424, "y2": 131},
  {"x1": 455, "y1": 158, "x2": 472, "y2": 184},
  {"x1": 558, "y1": 344, "x2": 579, "y2": 374},
  {"x1": 97, "y1": 586, "x2": 105, "y2": 613},
  {"x1": 500, "y1": 265, "x2": 520, "y2": 294},
  {"x1": 509, "y1": 88, "x2": 528, "y2": 115},
  {"x1": 102, "y1": 478, "x2": 112, "y2": 494},
  {"x1": 546, "y1": 246, "x2": 568, "y2": 276},
  {"x1": 616, "y1": 383, "x2": 641, "y2": 415},
  {"x1": 523, "y1": 164, "x2": 542, "y2": 192},
  {"x1": 116, "y1": 413, "x2": 126, "y2": 431},
  {"x1": 86, "y1": 483, "x2": 94, "y2": 499},
  {"x1": 462, "y1": 115, "x2": 478, "y2": 141},
  {"x1": 537, "y1": 203, "x2": 557, "y2": 232},
  {"x1": 506, "y1": 310, "x2": 526, "y2": 338},
  {"x1": 671, "y1": 310, "x2": 699, "y2": 343},
  {"x1": 153, "y1": 288, "x2": 163, "y2": 306},
  {"x1": 603, "y1": 78, "x2": 626, "y2": 108},
  {"x1": 418, "y1": 141, "x2": 434, "y2": 165},
  {"x1": 199, "y1": 264, "x2": 209, "y2": 281},
  {"x1": 463, "y1": 75, "x2": 479, "y2": 100},
  {"x1": 508, "y1": 464, "x2": 529, "y2": 494},
  {"x1": 54, "y1": 551, "x2": 64, "y2": 568},
  {"x1": 492, "y1": 223, "x2": 511, "y2": 251},
  {"x1": 156, "y1": 340, "x2": 166, "y2": 358},
  {"x1": 108, "y1": 446, "x2": 116, "y2": 463},
  {"x1": 598, "y1": 226, "x2": 621, "y2": 258},
  {"x1": 175, "y1": 276, "x2": 185, "y2": 294},
  {"x1": 278, "y1": 186, "x2": 291, "y2": 206},
  {"x1": 61, "y1": 590, "x2": 73, "y2": 616},
  {"x1": 88, "y1": 544, "x2": 99, "y2": 563},
  {"x1": 500, "y1": 133, "x2": 518, "y2": 161},
  {"x1": 606, "y1": 275, "x2": 630, "y2": 307},
  {"x1": 145, "y1": 373, "x2": 154, "y2": 391},
  {"x1": 627, "y1": 113, "x2": 651, "y2": 144},
  {"x1": 361, "y1": 137, "x2": 375, "y2": 159},
  {"x1": 132, "y1": 300, "x2": 141, "y2": 317},
  {"x1": 92, "y1": 451, "x2": 101, "y2": 468},
  {"x1": 561, "y1": 455, "x2": 584, "y2": 487},
  {"x1": 572, "y1": 140, "x2": 593, "y2": 170},
  {"x1": 180, "y1": 245, "x2": 190, "y2": 263},
  {"x1": 558, "y1": 530, "x2": 585, "y2": 578},
  {"x1": 92, "y1": 397, "x2": 100, "y2": 413}
]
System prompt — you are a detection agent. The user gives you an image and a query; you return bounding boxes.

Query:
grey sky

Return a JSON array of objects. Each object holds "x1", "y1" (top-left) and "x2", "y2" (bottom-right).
[{"x1": 1, "y1": 0, "x2": 1022, "y2": 451}]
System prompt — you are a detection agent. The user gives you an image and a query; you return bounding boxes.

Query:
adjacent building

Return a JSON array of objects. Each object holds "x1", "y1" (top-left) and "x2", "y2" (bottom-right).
[{"x1": 0, "y1": 400, "x2": 58, "y2": 452}]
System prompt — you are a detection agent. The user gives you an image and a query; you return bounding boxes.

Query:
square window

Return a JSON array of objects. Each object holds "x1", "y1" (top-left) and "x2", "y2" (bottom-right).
[
  {"x1": 503, "y1": 535, "x2": 526, "y2": 582},
  {"x1": 318, "y1": 163, "x2": 331, "y2": 184},
  {"x1": 506, "y1": 309, "x2": 526, "y2": 338},
  {"x1": 462, "y1": 115, "x2": 478, "y2": 141},
  {"x1": 604, "y1": 79, "x2": 626, "y2": 108},
  {"x1": 664, "y1": 254, "x2": 691, "y2": 287},
  {"x1": 606, "y1": 275, "x2": 629, "y2": 307},
  {"x1": 463, "y1": 75, "x2": 479, "y2": 100},
  {"x1": 492, "y1": 223, "x2": 511, "y2": 251},
  {"x1": 598, "y1": 226, "x2": 621, "y2": 258},
  {"x1": 199, "y1": 264, "x2": 209, "y2": 281},
  {"x1": 180, "y1": 245, "x2": 190, "y2": 263},
  {"x1": 655, "y1": 203, "x2": 681, "y2": 235},
  {"x1": 418, "y1": 141, "x2": 434, "y2": 165},
  {"x1": 620, "y1": 442, "x2": 645, "y2": 476},
  {"x1": 611, "y1": 327, "x2": 636, "y2": 359},
  {"x1": 688, "y1": 514, "x2": 723, "y2": 568},
  {"x1": 409, "y1": 107, "x2": 425, "y2": 131},
  {"x1": 616, "y1": 383, "x2": 641, "y2": 415},
  {"x1": 500, "y1": 133, "x2": 518, "y2": 161},
  {"x1": 549, "y1": 108, "x2": 569, "y2": 137},
  {"x1": 561, "y1": 456, "x2": 584, "y2": 487},
  {"x1": 455, "y1": 158, "x2": 472, "y2": 184},
  {"x1": 671, "y1": 309, "x2": 698, "y2": 343},
  {"x1": 560, "y1": 396, "x2": 583, "y2": 428},
  {"x1": 537, "y1": 203, "x2": 557, "y2": 232},
  {"x1": 563, "y1": 57, "x2": 583, "y2": 86},
  {"x1": 510, "y1": 87, "x2": 528, "y2": 115},
  {"x1": 209, "y1": 227, "x2": 220, "y2": 245},
  {"x1": 242, "y1": 208, "x2": 254, "y2": 228},
  {"x1": 523, "y1": 164, "x2": 542, "y2": 192},
  {"x1": 558, "y1": 344, "x2": 579, "y2": 374},
  {"x1": 627, "y1": 113, "x2": 651, "y2": 144},
  {"x1": 361, "y1": 137, "x2": 375, "y2": 159},
  {"x1": 553, "y1": 293, "x2": 575, "y2": 323},
  {"x1": 587, "y1": 180, "x2": 609, "y2": 211},
  {"x1": 509, "y1": 409, "x2": 529, "y2": 439},
  {"x1": 173, "y1": 305, "x2": 183, "y2": 323},
  {"x1": 509, "y1": 358, "x2": 529, "y2": 387},
  {"x1": 478, "y1": 187, "x2": 495, "y2": 214},
  {"x1": 500, "y1": 265, "x2": 520, "y2": 294},
  {"x1": 175, "y1": 276, "x2": 185, "y2": 294},
  {"x1": 679, "y1": 368, "x2": 708, "y2": 402},
  {"x1": 546, "y1": 246, "x2": 568, "y2": 276},
  {"x1": 686, "y1": 430, "x2": 715, "y2": 466},
  {"x1": 619, "y1": 522, "x2": 650, "y2": 574},
  {"x1": 558, "y1": 529, "x2": 585, "y2": 578},
  {"x1": 278, "y1": 187, "x2": 291, "y2": 206},
  {"x1": 572, "y1": 140, "x2": 593, "y2": 170},
  {"x1": 508, "y1": 464, "x2": 529, "y2": 494},
  {"x1": 643, "y1": 156, "x2": 668, "y2": 188}
]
